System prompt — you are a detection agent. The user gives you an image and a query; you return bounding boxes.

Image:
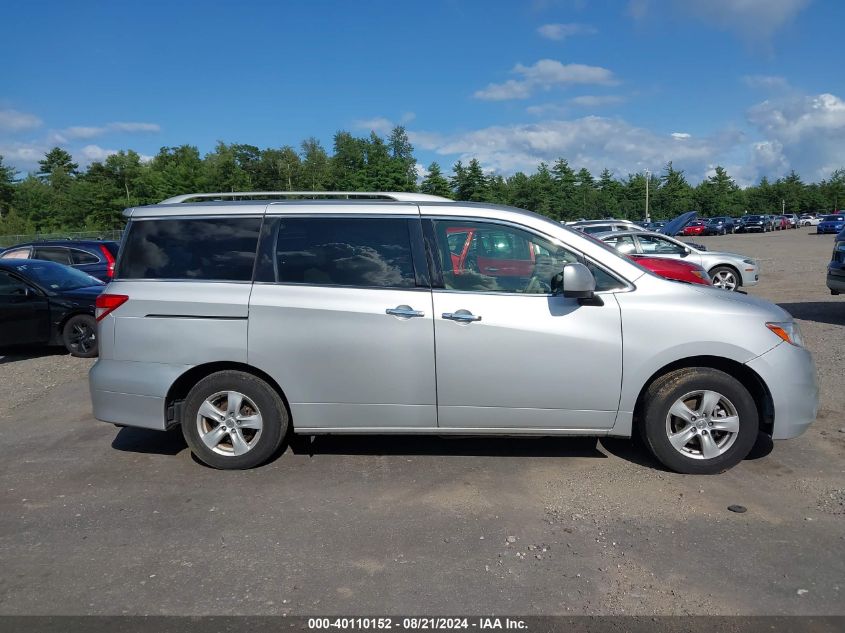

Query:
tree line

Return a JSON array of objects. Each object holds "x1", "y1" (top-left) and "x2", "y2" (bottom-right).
[{"x1": 0, "y1": 125, "x2": 843, "y2": 235}]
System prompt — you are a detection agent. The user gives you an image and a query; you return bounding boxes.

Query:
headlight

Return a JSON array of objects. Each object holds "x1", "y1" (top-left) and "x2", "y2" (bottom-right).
[
  {"x1": 766, "y1": 321, "x2": 804, "y2": 347},
  {"x1": 691, "y1": 269, "x2": 709, "y2": 280}
]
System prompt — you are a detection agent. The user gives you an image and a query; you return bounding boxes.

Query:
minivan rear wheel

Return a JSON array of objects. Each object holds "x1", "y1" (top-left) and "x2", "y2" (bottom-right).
[
  {"x1": 181, "y1": 371, "x2": 288, "y2": 469},
  {"x1": 639, "y1": 368, "x2": 758, "y2": 474}
]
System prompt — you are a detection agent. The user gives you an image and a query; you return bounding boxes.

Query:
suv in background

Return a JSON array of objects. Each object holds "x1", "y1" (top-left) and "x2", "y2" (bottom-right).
[
  {"x1": 0, "y1": 240, "x2": 119, "y2": 281},
  {"x1": 90, "y1": 191, "x2": 816, "y2": 475}
]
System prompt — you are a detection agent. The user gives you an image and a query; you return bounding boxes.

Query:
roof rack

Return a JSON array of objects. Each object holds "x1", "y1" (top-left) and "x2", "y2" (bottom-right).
[{"x1": 159, "y1": 191, "x2": 451, "y2": 205}]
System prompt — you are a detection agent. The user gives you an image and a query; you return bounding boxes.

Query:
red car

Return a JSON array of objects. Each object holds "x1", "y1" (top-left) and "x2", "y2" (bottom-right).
[
  {"x1": 681, "y1": 221, "x2": 707, "y2": 236},
  {"x1": 446, "y1": 226, "x2": 711, "y2": 288},
  {"x1": 774, "y1": 215, "x2": 790, "y2": 230},
  {"x1": 629, "y1": 255, "x2": 711, "y2": 286}
]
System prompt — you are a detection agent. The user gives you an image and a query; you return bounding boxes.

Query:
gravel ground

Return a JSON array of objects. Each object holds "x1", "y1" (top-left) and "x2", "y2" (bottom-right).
[{"x1": 0, "y1": 227, "x2": 842, "y2": 616}]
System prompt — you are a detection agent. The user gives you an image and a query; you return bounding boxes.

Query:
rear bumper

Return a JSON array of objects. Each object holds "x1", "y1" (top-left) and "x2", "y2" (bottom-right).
[
  {"x1": 89, "y1": 359, "x2": 191, "y2": 431},
  {"x1": 746, "y1": 342, "x2": 819, "y2": 439}
]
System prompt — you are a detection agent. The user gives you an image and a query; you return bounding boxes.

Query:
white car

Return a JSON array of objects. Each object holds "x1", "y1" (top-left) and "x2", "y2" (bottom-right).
[
  {"x1": 597, "y1": 229, "x2": 760, "y2": 291},
  {"x1": 800, "y1": 215, "x2": 821, "y2": 227}
]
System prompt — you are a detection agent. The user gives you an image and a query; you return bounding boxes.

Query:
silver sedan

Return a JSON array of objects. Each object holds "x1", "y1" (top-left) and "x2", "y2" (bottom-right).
[{"x1": 596, "y1": 230, "x2": 759, "y2": 291}]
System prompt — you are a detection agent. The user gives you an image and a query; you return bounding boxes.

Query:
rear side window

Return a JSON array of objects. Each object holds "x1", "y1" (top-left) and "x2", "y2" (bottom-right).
[
  {"x1": 1, "y1": 248, "x2": 31, "y2": 260},
  {"x1": 34, "y1": 247, "x2": 71, "y2": 265},
  {"x1": 274, "y1": 217, "x2": 415, "y2": 288},
  {"x1": 118, "y1": 217, "x2": 262, "y2": 281},
  {"x1": 71, "y1": 249, "x2": 99, "y2": 265}
]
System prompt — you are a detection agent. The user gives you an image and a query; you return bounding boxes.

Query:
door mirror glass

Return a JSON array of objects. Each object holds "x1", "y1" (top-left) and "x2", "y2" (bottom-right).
[{"x1": 554, "y1": 262, "x2": 596, "y2": 299}]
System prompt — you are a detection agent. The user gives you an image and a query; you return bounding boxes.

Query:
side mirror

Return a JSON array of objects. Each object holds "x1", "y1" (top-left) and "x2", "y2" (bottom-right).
[{"x1": 553, "y1": 262, "x2": 596, "y2": 299}]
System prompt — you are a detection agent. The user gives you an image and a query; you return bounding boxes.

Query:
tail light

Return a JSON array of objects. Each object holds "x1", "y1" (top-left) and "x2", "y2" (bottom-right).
[
  {"x1": 95, "y1": 293, "x2": 128, "y2": 321},
  {"x1": 99, "y1": 245, "x2": 116, "y2": 278}
]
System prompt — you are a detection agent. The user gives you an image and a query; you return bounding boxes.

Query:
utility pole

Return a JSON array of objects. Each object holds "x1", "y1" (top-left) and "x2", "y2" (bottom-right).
[
  {"x1": 782, "y1": 199, "x2": 785, "y2": 214},
  {"x1": 644, "y1": 169, "x2": 650, "y2": 223}
]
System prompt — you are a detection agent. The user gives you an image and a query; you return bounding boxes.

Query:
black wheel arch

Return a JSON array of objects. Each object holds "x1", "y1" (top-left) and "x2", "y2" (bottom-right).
[
  {"x1": 632, "y1": 355, "x2": 774, "y2": 438},
  {"x1": 164, "y1": 362, "x2": 293, "y2": 431}
]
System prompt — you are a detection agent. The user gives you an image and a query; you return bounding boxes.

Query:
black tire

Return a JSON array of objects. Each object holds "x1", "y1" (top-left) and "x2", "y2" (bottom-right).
[
  {"x1": 63, "y1": 314, "x2": 98, "y2": 358},
  {"x1": 181, "y1": 370, "x2": 288, "y2": 469},
  {"x1": 639, "y1": 368, "x2": 759, "y2": 474}
]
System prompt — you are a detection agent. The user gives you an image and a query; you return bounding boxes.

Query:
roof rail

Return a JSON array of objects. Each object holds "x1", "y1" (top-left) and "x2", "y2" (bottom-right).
[{"x1": 158, "y1": 191, "x2": 452, "y2": 204}]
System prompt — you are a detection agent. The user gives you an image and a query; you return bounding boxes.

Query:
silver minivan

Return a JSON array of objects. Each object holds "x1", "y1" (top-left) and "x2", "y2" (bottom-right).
[{"x1": 90, "y1": 192, "x2": 818, "y2": 474}]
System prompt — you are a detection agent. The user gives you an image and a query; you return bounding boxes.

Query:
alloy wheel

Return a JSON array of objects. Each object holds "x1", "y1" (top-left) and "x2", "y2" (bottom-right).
[
  {"x1": 68, "y1": 322, "x2": 96, "y2": 354},
  {"x1": 196, "y1": 391, "x2": 263, "y2": 456},
  {"x1": 712, "y1": 270, "x2": 738, "y2": 290},
  {"x1": 665, "y1": 390, "x2": 740, "y2": 460}
]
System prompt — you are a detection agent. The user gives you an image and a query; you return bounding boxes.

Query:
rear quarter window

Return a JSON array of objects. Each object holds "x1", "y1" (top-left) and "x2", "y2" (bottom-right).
[{"x1": 117, "y1": 217, "x2": 262, "y2": 281}]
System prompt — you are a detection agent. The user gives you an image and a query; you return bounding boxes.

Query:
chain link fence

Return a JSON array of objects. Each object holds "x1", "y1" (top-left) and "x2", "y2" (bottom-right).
[{"x1": 0, "y1": 229, "x2": 124, "y2": 248}]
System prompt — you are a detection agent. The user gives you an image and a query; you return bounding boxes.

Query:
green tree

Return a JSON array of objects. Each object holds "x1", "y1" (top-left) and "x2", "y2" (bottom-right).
[
  {"x1": 420, "y1": 162, "x2": 452, "y2": 198},
  {"x1": 38, "y1": 147, "x2": 78, "y2": 178},
  {"x1": 386, "y1": 126, "x2": 417, "y2": 191},
  {"x1": 0, "y1": 154, "x2": 16, "y2": 216},
  {"x1": 331, "y1": 131, "x2": 366, "y2": 190},
  {"x1": 653, "y1": 162, "x2": 695, "y2": 218},
  {"x1": 551, "y1": 158, "x2": 578, "y2": 218},
  {"x1": 300, "y1": 138, "x2": 330, "y2": 191}
]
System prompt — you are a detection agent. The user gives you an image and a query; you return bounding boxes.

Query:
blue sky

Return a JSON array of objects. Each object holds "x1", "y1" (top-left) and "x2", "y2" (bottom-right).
[{"x1": 1, "y1": 0, "x2": 843, "y2": 185}]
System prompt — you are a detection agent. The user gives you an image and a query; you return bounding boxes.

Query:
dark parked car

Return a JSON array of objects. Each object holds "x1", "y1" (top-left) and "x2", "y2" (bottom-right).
[
  {"x1": 828, "y1": 229, "x2": 845, "y2": 295},
  {"x1": 0, "y1": 239, "x2": 119, "y2": 282},
  {"x1": 705, "y1": 217, "x2": 735, "y2": 235},
  {"x1": 0, "y1": 259, "x2": 105, "y2": 357},
  {"x1": 817, "y1": 214, "x2": 845, "y2": 235},
  {"x1": 740, "y1": 215, "x2": 770, "y2": 233}
]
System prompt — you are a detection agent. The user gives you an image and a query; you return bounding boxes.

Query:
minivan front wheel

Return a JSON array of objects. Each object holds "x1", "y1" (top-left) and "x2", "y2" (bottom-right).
[
  {"x1": 640, "y1": 368, "x2": 758, "y2": 474},
  {"x1": 182, "y1": 371, "x2": 288, "y2": 469}
]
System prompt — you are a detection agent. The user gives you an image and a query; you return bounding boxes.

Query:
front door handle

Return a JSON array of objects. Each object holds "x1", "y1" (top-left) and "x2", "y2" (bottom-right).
[
  {"x1": 442, "y1": 310, "x2": 482, "y2": 323},
  {"x1": 386, "y1": 305, "x2": 425, "y2": 318}
]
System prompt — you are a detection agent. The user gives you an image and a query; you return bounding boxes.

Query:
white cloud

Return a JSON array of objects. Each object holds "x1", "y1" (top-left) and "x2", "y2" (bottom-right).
[
  {"x1": 474, "y1": 59, "x2": 617, "y2": 101},
  {"x1": 353, "y1": 117, "x2": 395, "y2": 134},
  {"x1": 746, "y1": 92, "x2": 845, "y2": 180},
  {"x1": 412, "y1": 116, "x2": 739, "y2": 181},
  {"x1": 671, "y1": 132, "x2": 691, "y2": 139},
  {"x1": 78, "y1": 144, "x2": 119, "y2": 162},
  {"x1": 628, "y1": 0, "x2": 810, "y2": 43},
  {"x1": 353, "y1": 115, "x2": 416, "y2": 135},
  {"x1": 743, "y1": 75, "x2": 790, "y2": 90},
  {"x1": 0, "y1": 141, "x2": 48, "y2": 170},
  {"x1": 54, "y1": 121, "x2": 161, "y2": 141},
  {"x1": 568, "y1": 94, "x2": 625, "y2": 107},
  {"x1": 537, "y1": 23, "x2": 597, "y2": 40},
  {"x1": 0, "y1": 109, "x2": 42, "y2": 132},
  {"x1": 526, "y1": 103, "x2": 569, "y2": 117}
]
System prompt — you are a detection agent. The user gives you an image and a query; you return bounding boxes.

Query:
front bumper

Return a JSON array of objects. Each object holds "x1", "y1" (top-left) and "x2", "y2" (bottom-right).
[
  {"x1": 746, "y1": 341, "x2": 818, "y2": 439},
  {"x1": 827, "y1": 268, "x2": 845, "y2": 294}
]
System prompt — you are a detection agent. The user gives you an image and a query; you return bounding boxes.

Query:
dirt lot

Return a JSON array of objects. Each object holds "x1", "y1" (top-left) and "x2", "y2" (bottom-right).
[{"x1": 0, "y1": 227, "x2": 843, "y2": 616}]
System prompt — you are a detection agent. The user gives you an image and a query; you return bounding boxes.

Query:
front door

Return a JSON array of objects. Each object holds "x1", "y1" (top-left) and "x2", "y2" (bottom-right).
[
  {"x1": 248, "y1": 213, "x2": 437, "y2": 431},
  {"x1": 428, "y1": 219, "x2": 624, "y2": 430},
  {"x1": 0, "y1": 271, "x2": 50, "y2": 347}
]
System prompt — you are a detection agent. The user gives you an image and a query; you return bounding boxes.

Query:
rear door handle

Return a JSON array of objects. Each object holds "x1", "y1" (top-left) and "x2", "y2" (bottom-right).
[
  {"x1": 442, "y1": 310, "x2": 482, "y2": 323},
  {"x1": 386, "y1": 305, "x2": 425, "y2": 318}
]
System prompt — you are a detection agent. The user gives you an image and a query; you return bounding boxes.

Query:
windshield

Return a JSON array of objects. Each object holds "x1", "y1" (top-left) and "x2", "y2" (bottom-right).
[
  {"x1": 823, "y1": 215, "x2": 845, "y2": 221},
  {"x1": 12, "y1": 260, "x2": 104, "y2": 291}
]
